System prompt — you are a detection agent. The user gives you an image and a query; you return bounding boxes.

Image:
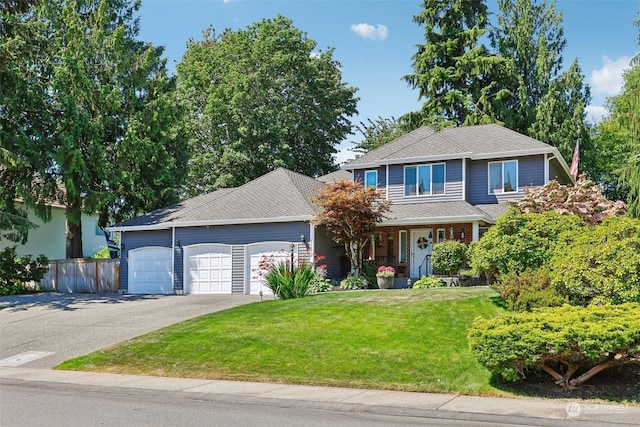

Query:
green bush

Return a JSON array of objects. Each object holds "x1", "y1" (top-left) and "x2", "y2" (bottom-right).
[
  {"x1": 469, "y1": 208, "x2": 582, "y2": 281},
  {"x1": 263, "y1": 260, "x2": 316, "y2": 300},
  {"x1": 551, "y1": 216, "x2": 640, "y2": 306},
  {"x1": 431, "y1": 240, "x2": 467, "y2": 275},
  {"x1": 361, "y1": 261, "x2": 378, "y2": 289},
  {"x1": 340, "y1": 274, "x2": 368, "y2": 290},
  {"x1": 492, "y1": 267, "x2": 566, "y2": 311},
  {"x1": 412, "y1": 275, "x2": 446, "y2": 289},
  {"x1": 468, "y1": 303, "x2": 640, "y2": 389},
  {"x1": 0, "y1": 247, "x2": 49, "y2": 296}
]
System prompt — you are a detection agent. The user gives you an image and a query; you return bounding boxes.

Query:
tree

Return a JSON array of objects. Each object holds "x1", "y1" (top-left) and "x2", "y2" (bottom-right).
[
  {"x1": 3, "y1": 0, "x2": 188, "y2": 258},
  {"x1": 491, "y1": 0, "x2": 592, "y2": 164},
  {"x1": 593, "y1": 16, "x2": 640, "y2": 217},
  {"x1": 513, "y1": 176, "x2": 626, "y2": 225},
  {"x1": 469, "y1": 303, "x2": 640, "y2": 389},
  {"x1": 431, "y1": 240, "x2": 467, "y2": 276},
  {"x1": 352, "y1": 116, "x2": 410, "y2": 154},
  {"x1": 402, "y1": 0, "x2": 510, "y2": 129},
  {"x1": 0, "y1": 149, "x2": 36, "y2": 243},
  {"x1": 1, "y1": 0, "x2": 55, "y2": 239},
  {"x1": 177, "y1": 15, "x2": 358, "y2": 196},
  {"x1": 311, "y1": 180, "x2": 390, "y2": 276}
]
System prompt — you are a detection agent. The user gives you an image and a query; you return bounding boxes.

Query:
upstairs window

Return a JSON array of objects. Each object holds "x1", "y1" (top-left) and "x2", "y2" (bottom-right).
[
  {"x1": 364, "y1": 170, "x2": 378, "y2": 188},
  {"x1": 404, "y1": 163, "x2": 445, "y2": 196},
  {"x1": 489, "y1": 160, "x2": 518, "y2": 194}
]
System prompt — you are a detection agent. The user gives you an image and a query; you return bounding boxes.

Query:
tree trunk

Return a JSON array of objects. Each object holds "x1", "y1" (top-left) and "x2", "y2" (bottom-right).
[{"x1": 65, "y1": 197, "x2": 83, "y2": 259}]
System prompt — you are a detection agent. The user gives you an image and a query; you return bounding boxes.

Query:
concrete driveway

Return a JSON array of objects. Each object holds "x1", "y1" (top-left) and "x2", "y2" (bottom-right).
[{"x1": 0, "y1": 293, "x2": 260, "y2": 369}]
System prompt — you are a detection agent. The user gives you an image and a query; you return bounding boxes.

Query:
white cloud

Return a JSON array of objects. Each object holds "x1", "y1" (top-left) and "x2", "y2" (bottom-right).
[
  {"x1": 590, "y1": 56, "x2": 631, "y2": 95},
  {"x1": 350, "y1": 23, "x2": 388, "y2": 41},
  {"x1": 585, "y1": 105, "x2": 609, "y2": 124}
]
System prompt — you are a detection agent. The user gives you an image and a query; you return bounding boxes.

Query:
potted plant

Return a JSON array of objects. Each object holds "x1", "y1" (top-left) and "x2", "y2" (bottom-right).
[{"x1": 376, "y1": 266, "x2": 395, "y2": 289}]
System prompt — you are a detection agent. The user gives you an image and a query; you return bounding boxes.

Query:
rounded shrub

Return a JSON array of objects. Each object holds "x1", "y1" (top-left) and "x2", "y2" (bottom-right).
[
  {"x1": 550, "y1": 216, "x2": 640, "y2": 305},
  {"x1": 431, "y1": 240, "x2": 467, "y2": 276}
]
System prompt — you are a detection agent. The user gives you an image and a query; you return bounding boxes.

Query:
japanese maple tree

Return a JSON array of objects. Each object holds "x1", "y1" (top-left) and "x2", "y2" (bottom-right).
[{"x1": 311, "y1": 180, "x2": 390, "y2": 276}]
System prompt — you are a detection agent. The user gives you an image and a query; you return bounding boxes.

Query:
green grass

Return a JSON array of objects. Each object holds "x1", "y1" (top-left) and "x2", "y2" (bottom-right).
[{"x1": 56, "y1": 288, "x2": 507, "y2": 395}]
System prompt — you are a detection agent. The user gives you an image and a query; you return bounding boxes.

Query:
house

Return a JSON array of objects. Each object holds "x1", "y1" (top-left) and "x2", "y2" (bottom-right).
[
  {"x1": 342, "y1": 123, "x2": 573, "y2": 278},
  {"x1": 0, "y1": 200, "x2": 106, "y2": 260},
  {"x1": 110, "y1": 124, "x2": 573, "y2": 294}
]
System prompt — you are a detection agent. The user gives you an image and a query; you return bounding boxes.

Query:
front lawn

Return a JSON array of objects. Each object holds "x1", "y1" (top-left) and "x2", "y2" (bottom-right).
[{"x1": 57, "y1": 288, "x2": 506, "y2": 394}]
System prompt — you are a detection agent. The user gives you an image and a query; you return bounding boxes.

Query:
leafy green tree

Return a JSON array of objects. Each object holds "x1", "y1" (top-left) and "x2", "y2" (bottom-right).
[
  {"x1": 3, "y1": 0, "x2": 188, "y2": 258},
  {"x1": 177, "y1": 15, "x2": 358, "y2": 195},
  {"x1": 352, "y1": 116, "x2": 410, "y2": 154},
  {"x1": 593, "y1": 16, "x2": 640, "y2": 217},
  {"x1": 469, "y1": 303, "x2": 640, "y2": 389},
  {"x1": 403, "y1": 0, "x2": 510, "y2": 129}
]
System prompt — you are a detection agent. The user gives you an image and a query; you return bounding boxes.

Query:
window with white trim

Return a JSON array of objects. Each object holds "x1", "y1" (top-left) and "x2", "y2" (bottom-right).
[
  {"x1": 364, "y1": 170, "x2": 378, "y2": 188},
  {"x1": 437, "y1": 229, "x2": 446, "y2": 243},
  {"x1": 488, "y1": 160, "x2": 518, "y2": 194},
  {"x1": 404, "y1": 163, "x2": 445, "y2": 196}
]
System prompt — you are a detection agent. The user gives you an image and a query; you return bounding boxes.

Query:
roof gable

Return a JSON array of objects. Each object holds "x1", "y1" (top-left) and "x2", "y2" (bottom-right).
[
  {"x1": 344, "y1": 124, "x2": 559, "y2": 169},
  {"x1": 112, "y1": 168, "x2": 325, "y2": 230}
]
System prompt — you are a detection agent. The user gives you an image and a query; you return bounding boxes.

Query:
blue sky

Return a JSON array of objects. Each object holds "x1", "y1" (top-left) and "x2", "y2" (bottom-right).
[{"x1": 138, "y1": 0, "x2": 639, "y2": 164}]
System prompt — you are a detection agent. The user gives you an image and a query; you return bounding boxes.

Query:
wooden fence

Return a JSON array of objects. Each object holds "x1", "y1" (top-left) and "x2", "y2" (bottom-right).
[{"x1": 38, "y1": 259, "x2": 120, "y2": 294}]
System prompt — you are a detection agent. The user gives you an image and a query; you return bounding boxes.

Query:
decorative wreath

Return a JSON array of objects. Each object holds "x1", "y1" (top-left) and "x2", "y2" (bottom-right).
[{"x1": 417, "y1": 237, "x2": 429, "y2": 250}]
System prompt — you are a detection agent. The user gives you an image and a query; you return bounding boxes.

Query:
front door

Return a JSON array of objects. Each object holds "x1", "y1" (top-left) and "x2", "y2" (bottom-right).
[{"x1": 410, "y1": 229, "x2": 433, "y2": 278}]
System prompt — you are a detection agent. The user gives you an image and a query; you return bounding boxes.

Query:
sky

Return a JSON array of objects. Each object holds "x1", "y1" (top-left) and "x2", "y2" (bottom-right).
[{"x1": 137, "y1": 0, "x2": 640, "y2": 164}]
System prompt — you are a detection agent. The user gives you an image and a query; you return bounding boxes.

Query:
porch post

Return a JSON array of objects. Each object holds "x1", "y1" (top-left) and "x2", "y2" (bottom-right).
[{"x1": 472, "y1": 222, "x2": 480, "y2": 242}]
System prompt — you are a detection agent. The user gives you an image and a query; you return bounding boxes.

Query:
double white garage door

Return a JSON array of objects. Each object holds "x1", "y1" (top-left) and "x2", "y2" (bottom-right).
[{"x1": 128, "y1": 243, "x2": 291, "y2": 295}]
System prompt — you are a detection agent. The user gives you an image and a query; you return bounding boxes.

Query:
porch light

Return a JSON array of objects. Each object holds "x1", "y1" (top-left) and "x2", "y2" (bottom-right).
[{"x1": 300, "y1": 234, "x2": 306, "y2": 243}]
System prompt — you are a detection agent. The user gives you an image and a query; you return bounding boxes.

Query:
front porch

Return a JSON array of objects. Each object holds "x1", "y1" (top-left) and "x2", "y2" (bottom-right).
[{"x1": 339, "y1": 222, "x2": 488, "y2": 285}]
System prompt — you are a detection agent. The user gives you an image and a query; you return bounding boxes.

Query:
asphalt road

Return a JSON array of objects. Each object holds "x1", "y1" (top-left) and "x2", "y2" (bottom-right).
[
  {"x1": 0, "y1": 293, "x2": 260, "y2": 368},
  {"x1": 2, "y1": 379, "x2": 595, "y2": 427}
]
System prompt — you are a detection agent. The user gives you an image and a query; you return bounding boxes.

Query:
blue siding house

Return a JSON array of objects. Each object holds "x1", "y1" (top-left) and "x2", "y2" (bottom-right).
[
  {"x1": 342, "y1": 124, "x2": 573, "y2": 279},
  {"x1": 111, "y1": 124, "x2": 573, "y2": 294}
]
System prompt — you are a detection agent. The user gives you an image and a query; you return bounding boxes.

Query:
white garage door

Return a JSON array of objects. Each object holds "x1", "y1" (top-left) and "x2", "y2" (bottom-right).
[
  {"x1": 128, "y1": 247, "x2": 173, "y2": 294},
  {"x1": 246, "y1": 242, "x2": 293, "y2": 295},
  {"x1": 184, "y1": 244, "x2": 232, "y2": 294}
]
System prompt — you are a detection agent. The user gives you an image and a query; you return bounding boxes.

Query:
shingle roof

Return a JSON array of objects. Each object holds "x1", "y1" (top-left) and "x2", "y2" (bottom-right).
[
  {"x1": 112, "y1": 168, "x2": 325, "y2": 230},
  {"x1": 384, "y1": 201, "x2": 509, "y2": 225},
  {"x1": 344, "y1": 124, "x2": 557, "y2": 168},
  {"x1": 316, "y1": 169, "x2": 352, "y2": 183}
]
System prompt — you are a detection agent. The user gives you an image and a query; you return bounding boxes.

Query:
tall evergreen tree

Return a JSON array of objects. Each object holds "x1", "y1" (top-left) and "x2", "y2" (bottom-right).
[
  {"x1": 177, "y1": 16, "x2": 358, "y2": 195},
  {"x1": 403, "y1": 0, "x2": 510, "y2": 129},
  {"x1": 2, "y1": 0, "x2": 188, "y2": 258},
  {"x1": 491, "y1": 0, "x2": 591, "y2": 163}
]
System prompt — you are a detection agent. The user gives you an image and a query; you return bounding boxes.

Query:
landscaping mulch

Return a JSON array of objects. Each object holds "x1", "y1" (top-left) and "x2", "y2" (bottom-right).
[{"x1": 496, "y1": 363, "x2": 640, "y2": 403}]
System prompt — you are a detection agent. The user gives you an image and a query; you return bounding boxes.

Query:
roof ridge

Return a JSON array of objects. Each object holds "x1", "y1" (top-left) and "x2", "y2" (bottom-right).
[{"x1": 279, "y1": 168, "x2": 326, "y2": 211}]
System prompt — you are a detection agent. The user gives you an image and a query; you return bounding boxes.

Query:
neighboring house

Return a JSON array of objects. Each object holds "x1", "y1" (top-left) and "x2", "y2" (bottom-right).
[
  {"x1": 0, "y1": 200, "x2": 106, "y2": 260},
  {"x1": 342, "y1": 124, "x2": 573, "y2": 278},
  {"x1": 111, "y1": 124, "x2": 573, "y2": 295}
]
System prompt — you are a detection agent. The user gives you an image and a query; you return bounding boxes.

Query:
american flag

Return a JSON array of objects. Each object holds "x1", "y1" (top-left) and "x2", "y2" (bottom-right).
[{"x1": 569, "y1": 140, "x2": 580, "y2": 180}]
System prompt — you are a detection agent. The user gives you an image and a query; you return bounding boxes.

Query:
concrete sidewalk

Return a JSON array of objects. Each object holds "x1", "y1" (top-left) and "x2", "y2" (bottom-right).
[{"x1": 1, "y1": 367, "x2": 638, "y2": 425}]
